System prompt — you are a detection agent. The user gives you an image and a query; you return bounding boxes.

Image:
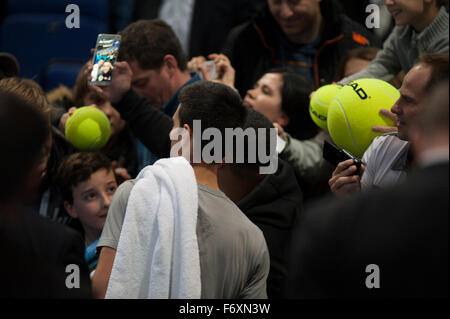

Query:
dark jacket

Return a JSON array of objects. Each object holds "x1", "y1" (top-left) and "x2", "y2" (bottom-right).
[
  {"x1": 285, "y1": 162, "x2": 449, "y2": 298},
  {"x1": 132, "y1": 0, "x2": 266, "y2": 59},
  {"x1": 238, "y1": 159, "x2": 303, "y2": 299},
  {"x1": 222, "y1": 0, "x2": 380, "y2": 94},
  {"x1": 112, "y1": 89, "x2": 173, "y2": 159},
  {"x1": 0, "y1": 207, "x2": 92, "y2": 298}
]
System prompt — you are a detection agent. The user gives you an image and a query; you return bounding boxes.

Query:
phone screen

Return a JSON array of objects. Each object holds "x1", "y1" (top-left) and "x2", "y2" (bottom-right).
[{"x1": 90, "y1": 34, "x2": 121, "y2": 86}]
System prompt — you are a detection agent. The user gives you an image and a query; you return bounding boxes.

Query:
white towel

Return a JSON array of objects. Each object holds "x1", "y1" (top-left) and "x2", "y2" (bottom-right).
[{"x1": 105, "y1": 157, "x2": 201, "y2": 299}]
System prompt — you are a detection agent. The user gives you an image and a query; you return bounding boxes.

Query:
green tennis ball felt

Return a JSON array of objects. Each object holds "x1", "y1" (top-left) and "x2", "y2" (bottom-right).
[
  {"x1": 309, "y1": 84, "x2": 342, "y2": 130},
  {"x1": 328, "y1": 78, "x2": 400, "y2": 158},
  {"x1": 65, "y1": 106, "x2": 111, "y2": 151}
]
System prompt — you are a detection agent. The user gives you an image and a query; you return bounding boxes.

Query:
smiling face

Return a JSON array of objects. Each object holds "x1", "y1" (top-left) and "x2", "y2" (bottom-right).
[
  {"x1": 391, "y1": 63, "x2": 431, "y2": 140},
  {"x1": 386, "y1": 0, "x2": 428, "y2": 28},
  {"x1": 243, "y1": 73, "x2": 289, "y2": 126},
  {"x1": 64, "y1": 168, "x2": 117, "y2": 235},
  {"x1": 268, "y1": 0, "x2": 322, "y2": 42}
]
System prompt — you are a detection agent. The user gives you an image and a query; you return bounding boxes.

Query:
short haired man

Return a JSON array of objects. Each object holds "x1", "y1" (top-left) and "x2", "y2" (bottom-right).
[
  {"x1": 285, "y1": 81, "x2": 449, "y2": 298},
  {"x1": 92, "y1": 81, "x2": 270, "y2": 299},
  {"x1": 117, "y1": 19, "x2": 201, "y2": 115},
  {"x1": 329, "y1": 53, "x2": 449, "y2": 195}
]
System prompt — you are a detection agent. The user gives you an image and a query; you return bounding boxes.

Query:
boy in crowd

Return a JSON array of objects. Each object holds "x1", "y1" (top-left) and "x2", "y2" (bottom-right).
[
  {"x1": 57, "y1": 152, "x2": 118, "y2": 275},
  {"x1": 338, "y1": 0, "x2": 449, "y2": 85}
]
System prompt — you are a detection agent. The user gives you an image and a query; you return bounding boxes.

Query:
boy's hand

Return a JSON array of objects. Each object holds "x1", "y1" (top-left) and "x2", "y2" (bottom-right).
[{"x1": 372, "y1": 108, "x2": 398, "y2": 134}]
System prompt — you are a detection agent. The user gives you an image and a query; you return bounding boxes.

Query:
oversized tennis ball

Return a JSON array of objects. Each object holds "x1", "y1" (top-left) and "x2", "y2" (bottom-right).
[
  {"x1": 65, "y1": 106, "x2": 111, "y2": 150},
  {"x1": 328, "y1": 78, "x2": 399, "y2": 158},
  {"x1": 309, "y1": 84, "x2": 342, "y2": 130}
]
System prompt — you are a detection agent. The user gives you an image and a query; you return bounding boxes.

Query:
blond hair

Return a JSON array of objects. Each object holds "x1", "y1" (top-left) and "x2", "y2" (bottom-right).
[{"x1": 0, "y1": 77, "x2": 51, "y2": 125}]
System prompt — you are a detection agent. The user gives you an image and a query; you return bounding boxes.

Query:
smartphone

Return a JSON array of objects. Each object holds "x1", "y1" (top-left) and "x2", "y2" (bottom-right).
[
  {"x1": 89, "y1": 34, "x2": 121, "y2": 86},
  {"x1": 323, "y1": 140, "x2": 362, "y2": 176},
  {"x1": 202, "y1": 60, "x2": 218, "y2": 80}
]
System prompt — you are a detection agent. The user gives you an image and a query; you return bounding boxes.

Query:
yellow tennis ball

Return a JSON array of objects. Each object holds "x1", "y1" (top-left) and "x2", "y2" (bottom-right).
[
  {"x1": 65, "y1": 106, "x2": 111, "y2": 150},
  {"x1": 309, "y1": 84, "x2": 342, "y2": 130},
  {"x1": 328, "y1": 78, "x2": 399, "y2": 158}
]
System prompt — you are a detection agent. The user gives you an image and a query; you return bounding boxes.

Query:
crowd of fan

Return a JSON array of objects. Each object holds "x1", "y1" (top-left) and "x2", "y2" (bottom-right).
[{"x1": 0, "y1": 0, "x2": 448, "y2": 298}]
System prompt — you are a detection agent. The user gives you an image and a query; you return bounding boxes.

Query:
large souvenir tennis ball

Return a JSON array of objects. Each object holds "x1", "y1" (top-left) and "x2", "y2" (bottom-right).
[
  {"x1": 309, "y1": 84, "x2": 342, "y2": 130},
  {"x1": 328, "y1": 78, "x2": 399, "y2": 158},
  {"x1": 65, "y1": 106, "x2": 111, "y2": 150}
]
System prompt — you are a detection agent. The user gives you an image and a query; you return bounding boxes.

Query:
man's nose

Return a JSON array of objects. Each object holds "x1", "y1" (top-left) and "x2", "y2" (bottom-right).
[
  {"x1": 279, "y1": 1, "x2": 294, "y2": 19},
  {"x1": 391, "y1": 100, "x2": 401, "y2": 115}
]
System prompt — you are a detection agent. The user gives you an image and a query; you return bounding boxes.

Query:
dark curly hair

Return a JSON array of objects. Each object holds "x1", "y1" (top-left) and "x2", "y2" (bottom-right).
[{"x1": 56, "y1": 151, "x2": 114, "y2": 204}]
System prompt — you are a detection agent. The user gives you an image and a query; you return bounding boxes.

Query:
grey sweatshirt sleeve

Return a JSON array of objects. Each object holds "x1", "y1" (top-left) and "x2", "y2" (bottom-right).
[{"x1": 338, "y1": 28, "x2": 403, "y2": 85}]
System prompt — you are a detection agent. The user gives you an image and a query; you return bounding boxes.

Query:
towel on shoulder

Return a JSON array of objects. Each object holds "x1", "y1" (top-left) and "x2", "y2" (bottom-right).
[{"x1": 105, "y1": 156, "x2": 201, "y2": 299}]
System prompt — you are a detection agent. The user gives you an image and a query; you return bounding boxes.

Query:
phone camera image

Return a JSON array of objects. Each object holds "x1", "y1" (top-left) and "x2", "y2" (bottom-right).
[{"x1": 90, "y1": 35, "x2": 121, "y2": 86}]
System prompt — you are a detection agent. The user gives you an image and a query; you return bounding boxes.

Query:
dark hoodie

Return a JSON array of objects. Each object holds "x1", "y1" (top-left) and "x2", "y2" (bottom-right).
[
  {"x1": 238, "y1": 159, "x2": 303, "y2": 299},
  {"x1": 223, "y1": 0, "x2": 380, "y2": 94}
]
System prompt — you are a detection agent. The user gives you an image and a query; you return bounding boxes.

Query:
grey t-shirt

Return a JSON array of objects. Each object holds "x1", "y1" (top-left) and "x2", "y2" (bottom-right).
[{"x1": 98, "y1": 180, "x2": 270, "y2": 299}]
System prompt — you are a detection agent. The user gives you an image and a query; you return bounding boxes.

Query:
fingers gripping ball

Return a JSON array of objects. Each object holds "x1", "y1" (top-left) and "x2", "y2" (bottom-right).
[
  {"x1": 65, "y1": 106, "x2": 111, "y2": 151},
  {"x1": 309, "y1": 84, "x2": 342, "y2": 130},
  {"x1": 328, "y1": 78, "x2": 400, "y2": 158}
]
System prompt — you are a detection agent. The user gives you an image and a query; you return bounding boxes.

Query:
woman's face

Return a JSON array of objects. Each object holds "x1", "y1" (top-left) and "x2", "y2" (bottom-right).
[{"x1": 243, "y1": 73, "x2": 288, "y2": 126}]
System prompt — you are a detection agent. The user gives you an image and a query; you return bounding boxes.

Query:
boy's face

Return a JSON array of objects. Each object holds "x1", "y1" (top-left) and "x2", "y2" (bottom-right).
[
  {"x1": 64, "y1": 168, "x2": 117, "y2": 233},
  {"x1": 386, "y1": 0, "x2": 427, "y2": 27}
]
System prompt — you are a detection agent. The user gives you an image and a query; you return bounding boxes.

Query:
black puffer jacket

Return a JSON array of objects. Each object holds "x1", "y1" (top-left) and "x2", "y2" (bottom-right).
[
  {"x1": 223, "y1": 0, "x2": 380, "y2": 94},
  {"x1": 238, "y1": 159, "x2": 303, "y2": 299}
]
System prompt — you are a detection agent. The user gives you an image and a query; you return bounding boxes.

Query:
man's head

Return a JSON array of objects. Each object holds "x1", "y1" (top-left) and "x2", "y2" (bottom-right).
[
  {"x1": 118, "y1": 19, "x2": 187, "y2": 108},
  {"x1": 57, "y1": 152, "x2": 117, "y2": 233},
  {"x1": 171, "y1": 80, "x2": 247, "y2": 164},
  {"x1": 217, "y1": 108, "x2": 279, "y2": 203},
  {"x1": 0, "y1": 91, "x2": 49, "y2": 205},
  {"x1": 410, "y1": 81, "x2": 449, "y2": 163},
  {"x1": 391, "y1": 54, "x2": 449, "y2": 140},
  {"x1": 268, "y1": 0, "x2": 322, "y2": 43}
]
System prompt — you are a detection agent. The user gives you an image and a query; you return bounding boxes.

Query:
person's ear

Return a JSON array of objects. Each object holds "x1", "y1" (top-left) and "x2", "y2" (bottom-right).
[
  {"x1": 64, "y1": 200, "x2": 78, "y2": 219},
  {"x1": 163, "y1": 54, "x2": 178, "y2": 77},
  {"x1": 278, "y1": 112, "x2": 290, "y2": 127},
  {"x1": 183, "y1": 123, "x2": 192, "y2": 137}
]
